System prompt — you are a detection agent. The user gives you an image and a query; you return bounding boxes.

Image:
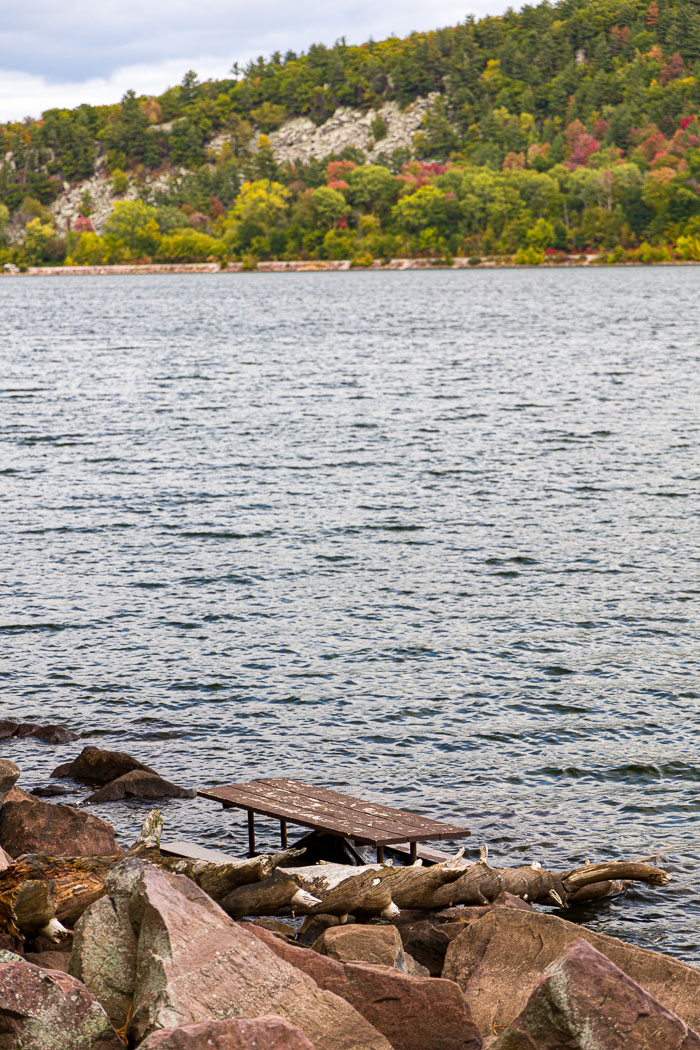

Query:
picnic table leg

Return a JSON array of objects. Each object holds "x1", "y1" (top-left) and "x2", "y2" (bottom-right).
[
  {"x1": 280, "y1": 820, "x2": 287, "y2": 848},
  {"x1": 247, "y1": 810, "x2": 256, "y2": 857},
  {"x1": 376, "y1": 845, "x2": 384, "y2": 863},
  {"x1": 410, "y1": 842, "x2": 417, "y2": 863}
]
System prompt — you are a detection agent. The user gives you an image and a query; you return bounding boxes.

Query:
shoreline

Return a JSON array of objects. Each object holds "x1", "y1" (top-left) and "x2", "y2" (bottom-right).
[{"x1": 3, "y1": 257, "x2": 700, "y2": 276}]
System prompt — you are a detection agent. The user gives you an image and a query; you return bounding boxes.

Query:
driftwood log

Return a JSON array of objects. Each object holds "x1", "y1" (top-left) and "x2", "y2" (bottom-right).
[
  {"x1": 221, "y1": 847, "x2": 671, "y2": 920},
  {"x1": 0, "y1": 810, "x2": 301, "y2": 940},
  {"x1": 0, "y1": 811, "x2": 671, "y2": 939}
]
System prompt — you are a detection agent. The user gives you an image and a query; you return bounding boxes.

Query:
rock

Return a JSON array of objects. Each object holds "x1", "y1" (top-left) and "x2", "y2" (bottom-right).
[
  {"x1": 0, "y1": 721, "x2": 77, "y2": 743},
  {"x1": 0, "y1": 845, "x2": 13, "y2": 871},
  {"x1": 490, "y1": 938, "x2": 700, "y2": 1050},
  {"x1": 393, "y1": 917, "x2": 467, "y2": 977},
  {"x1": 297, "y1": 912, "x2": 355, "y2": 947},
  {"x1": 0, "y1": 949, "x2": 123, "y2": 1050},
  {"x1": 250, "y1": 917, "x2": 297, "y2": 938},
  {"x1": 249, "y1": 923, "x2": 482, "y2": 1050},
  {"x1": 23, "y1": 951, "x2": 71, "y2": 972},
  {"x1": 52, "y1": 745, "x2": 158, "y2": 783},
  {"x1": 0, "y1": 759, "x2": 20, "y2": 804},
  {"x1": 85, "y1": 770, "x2": 196, "y2": 803},
  {"x1": 0, "y1": 721, "x2": 18, "y2": 741},
  {"x1": 312, "y1": 923, "x2": 428, "y2": 975},
  {"x1": 71, "y1": 892, "x2": 137, "y2": 1030},
  {"x1": 0, "y1": 795, "x2": 119, "y2": 857},
  {"x1": 30, "y1": 784, "x2": 74, "y2": 798},
  {"x1": 135, "y1": 1015, "x2": 317, "y2": 1049},
  {"x1": 394, "y1": 895, "x2": 535, "y2": 976},
  {"x1": 442, "y1": 907, "x2": 700, "y2": 1039},
  {"x1": 75, "y1": 858, "x2": 392, "y2": 1050},
  {"x1": 14, "y1": 724, "x2": 79, "y2": 744}
]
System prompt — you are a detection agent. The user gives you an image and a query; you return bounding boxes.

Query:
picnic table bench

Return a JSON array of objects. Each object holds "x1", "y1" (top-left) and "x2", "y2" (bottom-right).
[{"x1": 198, "y1": 777, "x2": 470, "y2": 863}]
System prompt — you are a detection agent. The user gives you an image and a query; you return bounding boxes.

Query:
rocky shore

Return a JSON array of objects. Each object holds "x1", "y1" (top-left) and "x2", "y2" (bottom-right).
[{"x1": 1, "y1": 741, "x2": 698, "y2": 1049}]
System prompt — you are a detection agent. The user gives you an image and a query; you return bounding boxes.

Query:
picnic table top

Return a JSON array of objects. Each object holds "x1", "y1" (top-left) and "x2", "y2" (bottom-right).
[{"x1": 198, "y1": 777, "x2": 471, "y2": 847}]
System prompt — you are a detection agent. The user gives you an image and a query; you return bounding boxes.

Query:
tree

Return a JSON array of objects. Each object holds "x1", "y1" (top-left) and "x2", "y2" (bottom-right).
[
  {"x1": 102, "y1": 200, "x2": 160, "y2": 259},
  {"x1": 310, "y1": 186, "x2": 348, "y2": 227},
  {"x1": 392, "y1": 184, "x2": 451, "y2": 234},
  {"x1": 346, "y1": 164, "x2": 399, "y2": 216}
]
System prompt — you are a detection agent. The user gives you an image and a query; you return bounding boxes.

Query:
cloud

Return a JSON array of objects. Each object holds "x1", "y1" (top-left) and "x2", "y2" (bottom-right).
[{"x1": 0, "y1": 0, "x2": 505, "y2": 121}]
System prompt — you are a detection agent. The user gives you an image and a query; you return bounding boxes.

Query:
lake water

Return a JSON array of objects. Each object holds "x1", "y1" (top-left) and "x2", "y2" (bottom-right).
[{"x1": 1, "y1": 268, "x2": 699, "y2": 960}]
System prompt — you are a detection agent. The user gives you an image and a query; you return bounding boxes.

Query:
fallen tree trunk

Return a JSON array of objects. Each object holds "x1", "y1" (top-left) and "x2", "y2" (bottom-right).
[
  {"x1": 221, "y1": 852, "x2": 671, "y2": 919},
  {"x1": 0, "y1": 810, "x2": 301, "y2": 940},
  {"x1": 0, "y1": 810, "x2": 671, "y2": 937}
]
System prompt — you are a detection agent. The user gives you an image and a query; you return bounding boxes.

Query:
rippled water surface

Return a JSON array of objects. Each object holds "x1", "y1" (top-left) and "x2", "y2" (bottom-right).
[{"x1": 1, "y1": 269, "x2": 699, "y2": 959}]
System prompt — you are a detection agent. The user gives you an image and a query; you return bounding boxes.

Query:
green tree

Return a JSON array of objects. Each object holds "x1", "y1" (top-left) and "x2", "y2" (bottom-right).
[
  {"x1": 310, "y1": 186, "x2": 348, "y2": 227},
  {"x1": 103, "y1": 200, "x2": 160, "y2": 258}
]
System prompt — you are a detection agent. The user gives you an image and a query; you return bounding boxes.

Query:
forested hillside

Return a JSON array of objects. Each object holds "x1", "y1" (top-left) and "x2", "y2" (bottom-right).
[{"x1": 2, "y1": 0, "x2": 700, "y2": 266}]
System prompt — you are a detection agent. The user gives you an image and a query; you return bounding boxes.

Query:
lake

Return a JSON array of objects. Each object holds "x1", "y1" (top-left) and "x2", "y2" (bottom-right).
[{"x1": 1, "y1": 267, "x2": 699, "y2": 959}]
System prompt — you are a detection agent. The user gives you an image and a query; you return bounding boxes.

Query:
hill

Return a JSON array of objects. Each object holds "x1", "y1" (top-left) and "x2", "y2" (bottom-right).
[{"x1": 2, "y1": 0, "x2": 700, "y2": 267}]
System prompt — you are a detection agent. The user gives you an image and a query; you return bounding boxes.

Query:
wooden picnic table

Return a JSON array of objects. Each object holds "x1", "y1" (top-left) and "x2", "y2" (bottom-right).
[{"x1": 198, "y1": 777, "x2": 470, "y2": 862}]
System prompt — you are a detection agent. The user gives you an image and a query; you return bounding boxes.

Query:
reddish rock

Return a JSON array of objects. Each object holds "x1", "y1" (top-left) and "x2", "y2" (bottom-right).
[
  {"x1": 297, "y1": 912, "x2": 355, "y2": 946},
  {"x1": 51, "y1": 745, "x2": 158, "y2": 783},
  {"x1": 23, "y1": 951, "x2": 71, "y2": 972},
  {"x1": 491, "y1": 939, "x2": 700, "y2": 1050},
  {"x1": 312, "y1": 923, "x2": 427, "y2": 975},
  {"x1": 135, "y1": 1015, "x2": 316, "y2": 1049},
  {"x1": 0, "y1": 759, "x2": 20, "y2": 804},
  {"x1": 0, "y1": 795, "x2": 118, "y2": 857},
  {"x1": 0, "y1": 949, "x2": 122, "y2": 1050},
  {"x1": 393, "y1": 917, "x2": 467, "y2": 976},
  {"x1": 75, "y1": 858, "x2": 392, "y2": 1050},
  {"x1": 442, "y1": 907, "x2": 700, "y2": 1039},
  {"x1": 85, "y1": 770, "x2": 196, "y2": 803},
  {"x1": 250, "y1": 922, "x2": 482, "y2": 1050}
]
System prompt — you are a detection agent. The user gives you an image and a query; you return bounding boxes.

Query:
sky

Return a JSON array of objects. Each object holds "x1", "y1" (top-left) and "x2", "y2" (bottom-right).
[{"x1": 0, "y1": 0, "x2": 510, "y2": 123}]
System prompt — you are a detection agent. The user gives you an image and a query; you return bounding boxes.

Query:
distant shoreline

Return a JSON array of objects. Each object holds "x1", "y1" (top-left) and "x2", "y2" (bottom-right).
[{"x1": 3, "y1": 257, "x2": 700, "y2": 276}]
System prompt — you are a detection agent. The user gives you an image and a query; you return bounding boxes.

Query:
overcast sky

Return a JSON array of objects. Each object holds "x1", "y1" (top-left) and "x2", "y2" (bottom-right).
[{"x1": 0, "y1": 0, "x2": 511, "y2": 123}]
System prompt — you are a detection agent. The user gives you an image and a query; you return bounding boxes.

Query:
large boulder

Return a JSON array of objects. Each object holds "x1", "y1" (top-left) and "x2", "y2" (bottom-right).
[
  {"x1": 71, "y1": 892, "x2": 138, "y2": 1030},
  {"x1": 312, "y1": 923, "x2": 427, "y2": 975},
  {"x1": 73, "y1": 858, "x2": 392, "y2": 1050},
  {"x1": 135, "y1": 1015, "x2": 316, "y2": 1049},
  {"x1": 249, "y1": 922, "x2": 482, "y2": 1050},
  {"x1": 85, "y1": 770, "x2": 196, "y2": 803},
  {"x1": 51, "y1": 746, "x2": 158, "y2": 783},
  {"x1": 0, "y1": 949, "x2": 122, "y2": 1050},
  {"x1": 491, "y1": 938, "x2": 700, "y2": 1050},
  {"x1": 442, "y1": 907, "x2": 700, "y2": 1039},
  {"x1": 0, "y1": 759, "x2": 20, "y2": 804},
  {"x1": 394, "y1": 894, "x2": 535, "y2": 976},
  {"x1": 0, "y1": 794, "x2": 118, "y2": 857}
]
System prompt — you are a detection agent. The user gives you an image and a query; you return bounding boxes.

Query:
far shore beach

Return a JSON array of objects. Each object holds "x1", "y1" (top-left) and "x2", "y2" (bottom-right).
[{"x1": 3, "y1": 256, "x2": 700, "y2": 276}]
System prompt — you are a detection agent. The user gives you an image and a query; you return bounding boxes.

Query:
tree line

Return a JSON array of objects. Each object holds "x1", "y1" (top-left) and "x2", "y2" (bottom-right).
[{"x1": 1, "y1": 0, "x2": 700, "y2": 266}]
